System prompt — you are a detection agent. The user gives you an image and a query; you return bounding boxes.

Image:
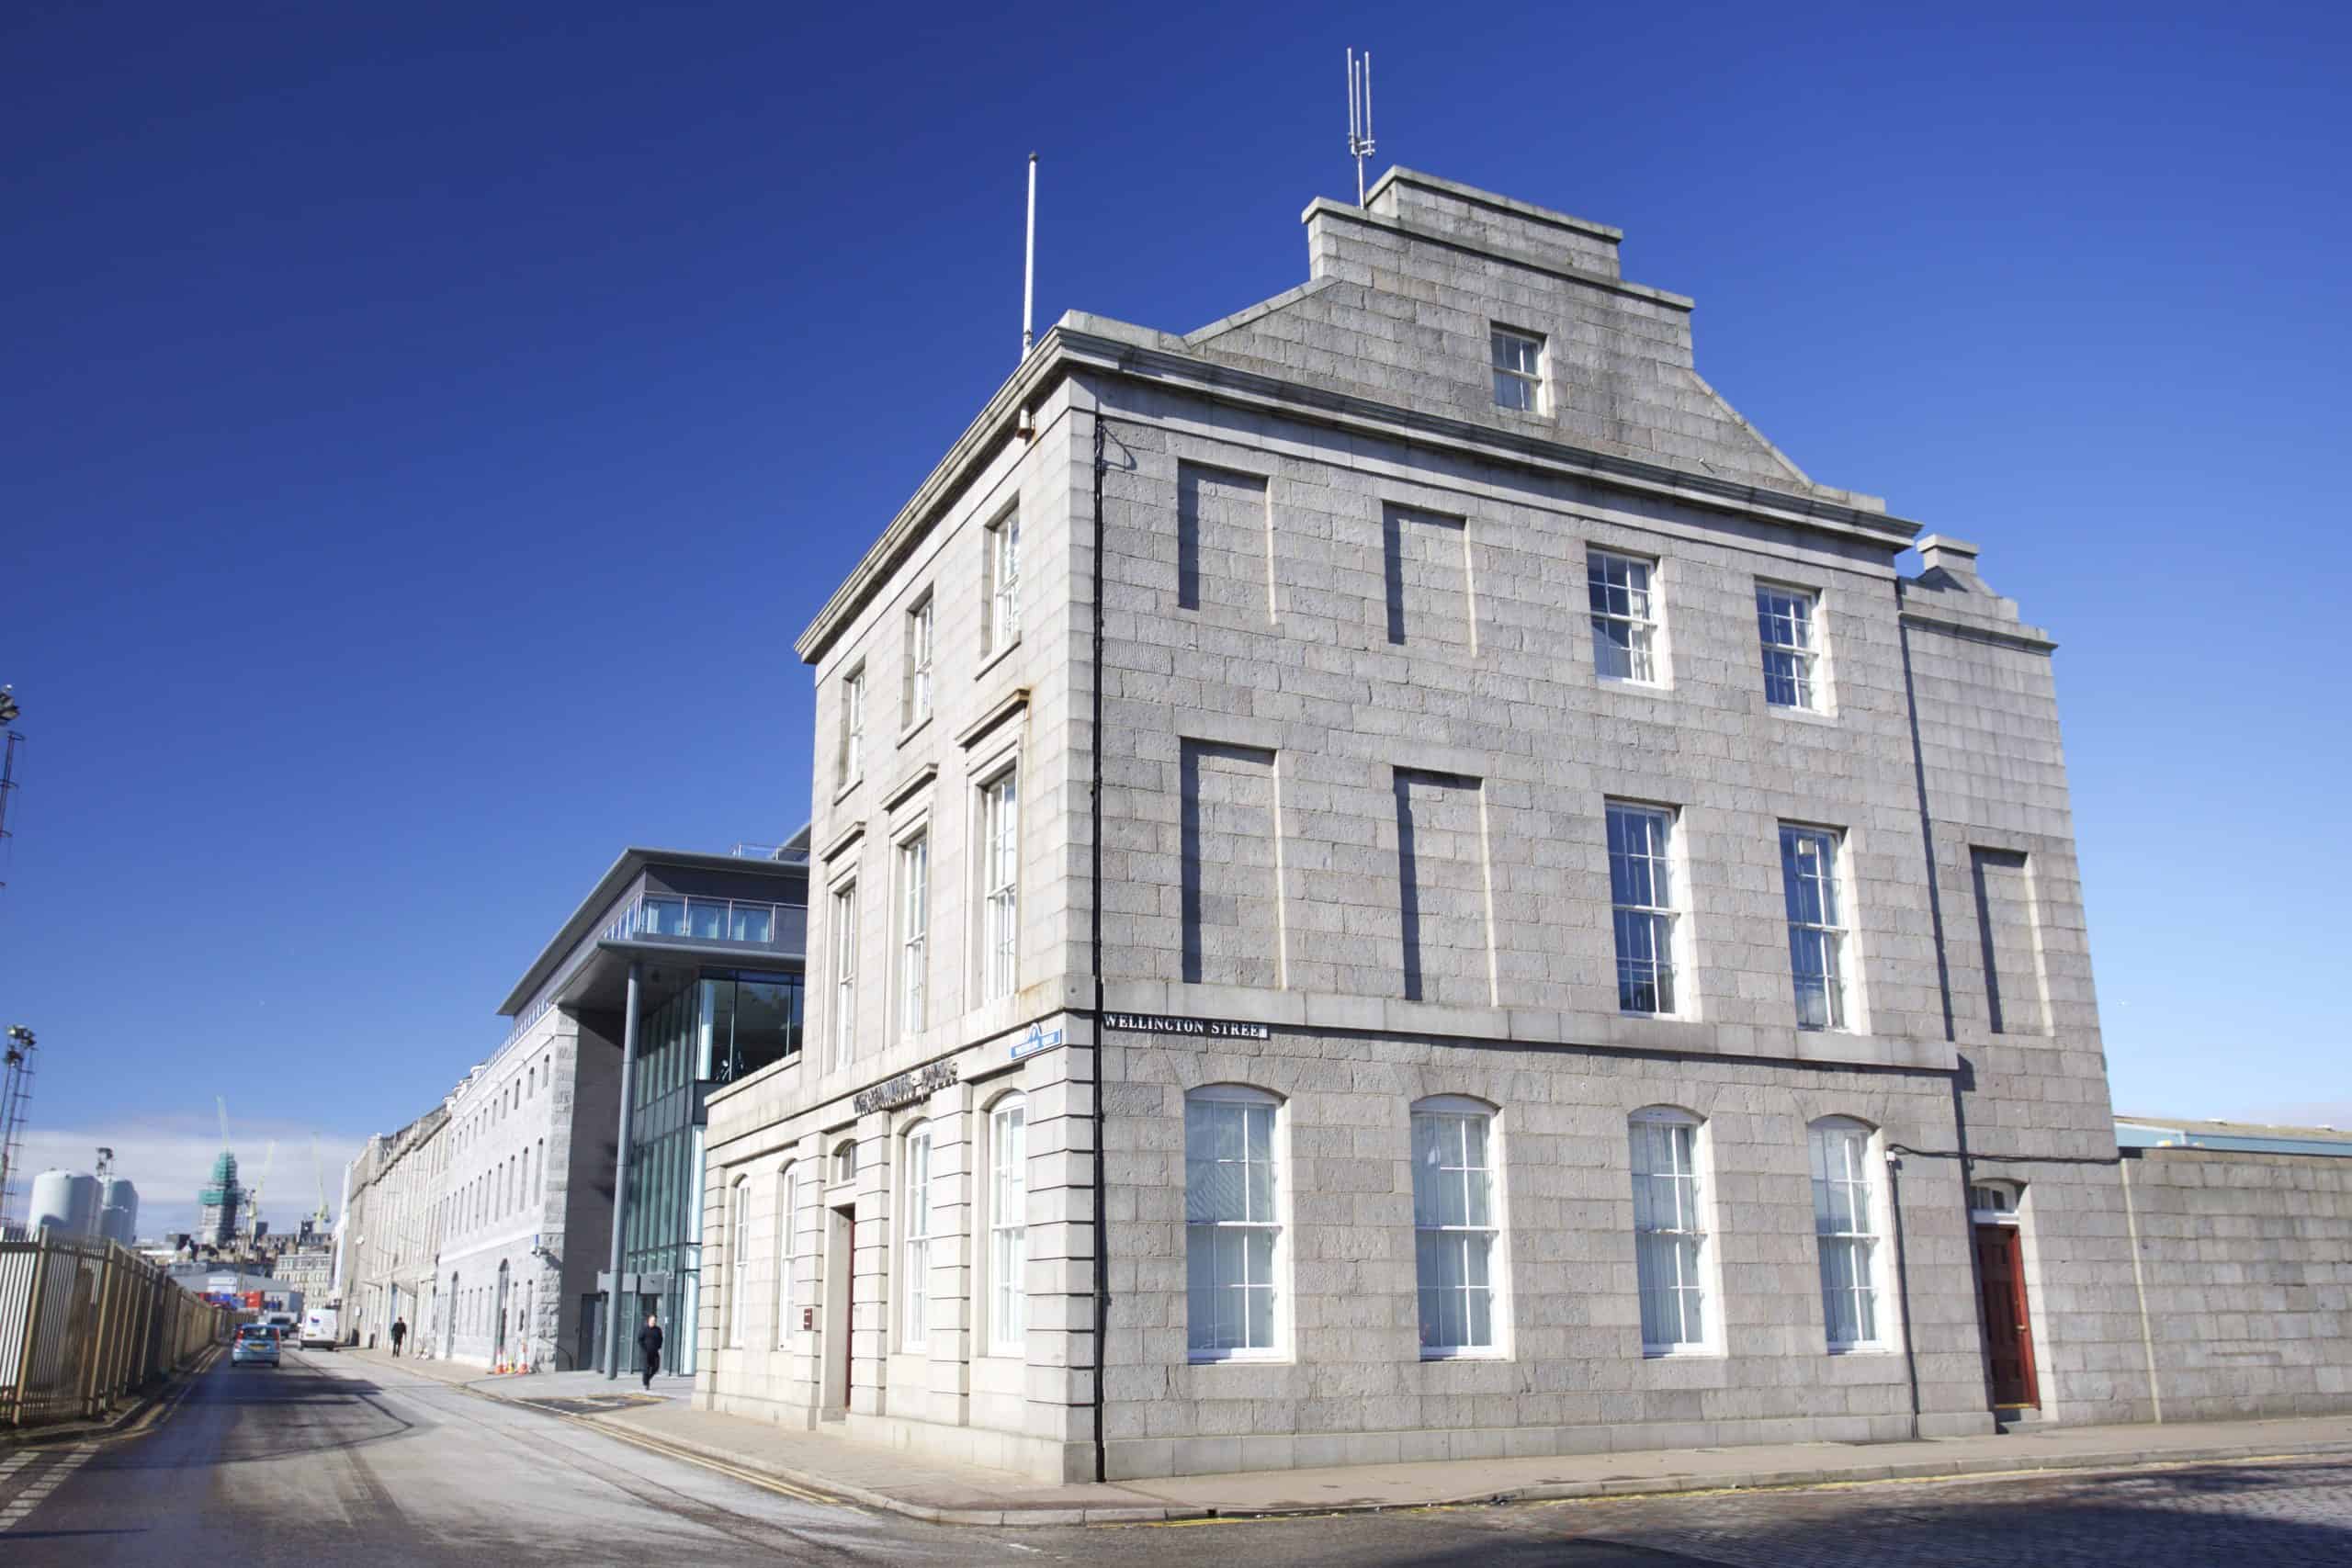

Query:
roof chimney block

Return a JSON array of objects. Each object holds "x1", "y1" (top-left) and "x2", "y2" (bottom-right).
[{"x1": 1915, "y1": 534, "x2": 1987, "y2": 591}]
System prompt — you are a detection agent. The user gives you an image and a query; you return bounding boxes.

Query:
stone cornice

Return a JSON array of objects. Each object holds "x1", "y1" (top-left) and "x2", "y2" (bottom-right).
[
  {"x1": 1899, "y1": 605, "x2": 2059, "y2": 653},
  {"x1": 796, "y1": 319, "x2": 1928, "y2": 663},
  {"x1": 1066, "y1": 322, "x2": 1923, "y2": 549}
]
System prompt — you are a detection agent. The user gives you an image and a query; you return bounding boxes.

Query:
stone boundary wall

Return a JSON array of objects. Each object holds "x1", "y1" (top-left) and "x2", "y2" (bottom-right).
[{"x1": 2123, "y1": 1147, "x2": 2352, "y2": 1421}]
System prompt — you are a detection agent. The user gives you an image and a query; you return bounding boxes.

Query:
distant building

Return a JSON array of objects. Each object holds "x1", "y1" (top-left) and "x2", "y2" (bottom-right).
[
  {"x1": 195, "y1": 1151, "x2": 243, "y2": 1244},
  {"x1": 170, "y1": 1265, "x2": 288, "y2": 1313},
  {"x1": 338, "y1": 1110, "x2": 446, "y2": 1352},
  {"x1": 275, "y1": 1246, "x2": 335, "y2": 1310}
]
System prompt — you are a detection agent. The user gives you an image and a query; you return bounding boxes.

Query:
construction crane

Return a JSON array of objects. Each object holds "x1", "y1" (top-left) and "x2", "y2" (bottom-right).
[
  {"x1": 0, "y1": 1025, "x2": 36, "y2": 1234},
  {"x1": 246, "y1": 1140, "x2": 276, "y2": 1246},
  {"x1": 311, "y1": 1134, "x2": 331, "y2": 1231},
  {"x1": 0, "y1": 692, "x2": 35, "y2": 1233}
]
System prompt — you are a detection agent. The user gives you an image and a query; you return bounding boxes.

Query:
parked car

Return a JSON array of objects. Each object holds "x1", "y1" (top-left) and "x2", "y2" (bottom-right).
[{"x1": 231, "y1": 1323, "x2": 280, "y2": 1368}]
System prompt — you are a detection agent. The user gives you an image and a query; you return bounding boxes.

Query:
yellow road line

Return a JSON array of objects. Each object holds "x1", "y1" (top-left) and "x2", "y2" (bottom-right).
[{"x1": 549, "y1": 1414, "x2": 851, "y2": 1508}]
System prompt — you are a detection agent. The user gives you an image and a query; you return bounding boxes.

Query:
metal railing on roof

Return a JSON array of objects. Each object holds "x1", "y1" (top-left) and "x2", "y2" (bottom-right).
[{"x1": 731, "y1": 841, "x2": 811, "y2": 864}]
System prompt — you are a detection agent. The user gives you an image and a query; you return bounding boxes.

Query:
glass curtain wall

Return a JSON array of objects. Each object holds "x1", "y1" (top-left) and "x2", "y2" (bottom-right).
[{"x1": 621, "y1": 971, "x2": 804, "y2": 1375}]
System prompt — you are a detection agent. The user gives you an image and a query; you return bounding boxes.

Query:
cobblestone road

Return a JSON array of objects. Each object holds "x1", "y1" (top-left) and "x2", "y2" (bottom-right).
[
  {"x1": 1566, "y1": 1453, "x2": 2352, "y2": 1567},
  {"x1": 1043, "y1": 1451, "x2": 2352, "y2": 1567}
]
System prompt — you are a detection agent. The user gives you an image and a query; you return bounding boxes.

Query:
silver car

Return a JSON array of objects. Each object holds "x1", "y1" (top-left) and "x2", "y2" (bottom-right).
[{"x1": 231, "y1": 1324, "x2": 280, "y2": 1368}]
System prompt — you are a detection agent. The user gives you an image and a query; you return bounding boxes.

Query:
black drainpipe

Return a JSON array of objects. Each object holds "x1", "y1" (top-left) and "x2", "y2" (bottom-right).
[
  {"x1": 1886, "y1": 1150, "x2": 1923, "y2": 1439},
  {"x1": 1088, "y1": 404, "x2": 1111, "y2": 1484}
]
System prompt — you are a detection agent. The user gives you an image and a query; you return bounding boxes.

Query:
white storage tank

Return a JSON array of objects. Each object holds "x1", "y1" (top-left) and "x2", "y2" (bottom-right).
[
  {"x1": 100, "y1": 1179, "x2": 140, "y2": 1245},
  {"x1": 29, "y1": 1169, "x2": 101, "y2": 1236}
]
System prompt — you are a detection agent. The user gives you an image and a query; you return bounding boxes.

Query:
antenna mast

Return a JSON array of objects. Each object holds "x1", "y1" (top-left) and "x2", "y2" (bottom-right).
[
  {"x1": 1022, "y1": 152, "x2": 1038, "y2": 358},
  {"x1": 1346, "y1": 48, "x2": 1376, "y2": 207}
]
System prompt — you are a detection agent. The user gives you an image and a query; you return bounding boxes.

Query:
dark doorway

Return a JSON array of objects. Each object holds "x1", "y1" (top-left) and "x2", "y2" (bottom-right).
[{"x1": 1975, "y1": 1223, "x2": 2039, "y2": 1408}]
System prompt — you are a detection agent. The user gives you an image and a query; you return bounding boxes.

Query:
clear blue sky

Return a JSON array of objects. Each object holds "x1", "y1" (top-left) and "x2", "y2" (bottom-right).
[{"x1": 4, "y1": 3, "x2": 2346, "y2": 1230}]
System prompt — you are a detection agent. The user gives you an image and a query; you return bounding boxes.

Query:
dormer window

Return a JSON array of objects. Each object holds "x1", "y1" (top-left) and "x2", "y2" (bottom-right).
[{"x1": 1490, "y1": 326, "x2": 1544, "y2": 413}]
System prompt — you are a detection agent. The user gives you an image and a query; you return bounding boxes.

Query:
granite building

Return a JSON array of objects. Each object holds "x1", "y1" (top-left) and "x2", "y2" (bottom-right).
[{"x1": 694, "y1": 167, "x2": 2242, "y2": 1482}]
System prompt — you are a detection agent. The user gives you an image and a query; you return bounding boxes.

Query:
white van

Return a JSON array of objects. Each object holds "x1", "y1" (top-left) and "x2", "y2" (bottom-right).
[{"x1": 300, "y1": 1305, "x2": 340, "y2": 1350}]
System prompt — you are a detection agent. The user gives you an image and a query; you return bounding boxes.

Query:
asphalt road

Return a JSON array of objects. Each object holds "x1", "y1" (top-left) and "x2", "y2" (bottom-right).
[
  {"x1": 0, "y1": 1349, "x2": 972, "y2": 1566},
  {"x1": 4, "y1": 1351, "x2": 2349, "y2": 1566}
]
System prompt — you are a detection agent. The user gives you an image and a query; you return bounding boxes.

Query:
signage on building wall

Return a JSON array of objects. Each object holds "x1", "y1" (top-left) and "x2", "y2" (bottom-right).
[
  {"x1": 852, "y1": 1059, "x2": 959, "y2": 1116},
  {"x1": 1101, "y1": 1011, "x2": 1271, "y2": 1040},
  {"x1": 1011, "y1": 1023, "x2": 1064, "y2": 1060}
]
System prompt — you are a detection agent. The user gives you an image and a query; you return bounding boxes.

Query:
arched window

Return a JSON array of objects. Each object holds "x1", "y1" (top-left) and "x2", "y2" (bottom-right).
[
  {"x1": 1629, "y1": 1107, "x2": 1709, "y2": 1353},
  {"x1": 1809, "y1": 1116, "x2": 1885, "y2": 1351},
  {"x1": 900, "y1": 1123, "x2": 933, "y2": 1349},
  {"x1": 775, "y1": 1164, "x2": 798, "y2": 1346},
  {"x1": 1411, "y1": 1096, "x2": 1502, "y2": 1356},
  {"x1": 728, "y1": 1177, "x2": 751, "y2": 1348},
  {"x1": 832, "y1": 1139, "x2": 857, "y2": 1187},
  {"x1": 987, "y1": 1096, "x2": 1028, "y2": 1357},
  {"x1": 1184, "y1": 1086, "x2": 1284, "y2": 1359}
]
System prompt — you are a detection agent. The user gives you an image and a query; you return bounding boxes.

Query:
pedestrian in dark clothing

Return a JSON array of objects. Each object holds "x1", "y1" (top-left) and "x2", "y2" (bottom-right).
[
  {"x1": 636, "y1": 1314, "x2": 663, "y2": 1391},
  {"x1": 390, "y1": 1317, "x2": 408, "y2": 1357}
]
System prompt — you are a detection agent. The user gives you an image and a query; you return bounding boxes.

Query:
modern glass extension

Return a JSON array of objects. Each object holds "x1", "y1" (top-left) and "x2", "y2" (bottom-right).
[{"x1": 618, "y1": 970, "x2": 806, "y2": 1375}]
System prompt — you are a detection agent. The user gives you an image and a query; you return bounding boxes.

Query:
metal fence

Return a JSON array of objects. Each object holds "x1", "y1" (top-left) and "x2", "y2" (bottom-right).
[{"x1": 0, "y1": 1231, "x2": 239, "y2": 1427}]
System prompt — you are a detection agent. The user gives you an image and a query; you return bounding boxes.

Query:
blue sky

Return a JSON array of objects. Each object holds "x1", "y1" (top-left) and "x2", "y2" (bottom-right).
[{"x1": 4, "y1": 3, "x2": 2346, "y2": 1232}]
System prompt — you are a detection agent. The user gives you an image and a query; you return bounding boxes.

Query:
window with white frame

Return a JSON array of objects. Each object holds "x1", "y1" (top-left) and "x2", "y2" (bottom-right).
[
  {"x1": 831, "y1": 883, "x2": 858, "y2": 1066},
  {"x1": 903, "y1": 593, "x2": 934, "y2": 728},
  {"x1": 1588, "y1": 550, "x2": 1659, "y2": 682},
  {"x1": 1780, "y1": 826, "x2": 1849, "y2": 1031},
  {"x1": 898, "y1": 832, "x2": 928, "y2": 1035},
  {"x1": 1630, "y1": 1109, "x2": 1709, "y2": 1352},
  {"x1": 840, "y1": 665, "x2": 867, "y2": 784},
  {"x1": 1184, "y1": 1087, "x2": 1283, "y2": 1358},
  {"x1": 985, "y1": 512, "x2": 1021, "y2": 655},
  {"x1": 728, "y1": 1177, "x2": 750, "y2": 1347},
  {"x1": 1756, "y1": 585, "x2": 1822, "y2": 710},
  {"x1": 979, "y1": 768, "x2": 1019, "y2": 1001},
  {"x1": 1411, "y1": 1099, "x2": 1502, "y2": 1355},
  {"x1": 900, "y1": 1124, "x2": 933, "y2": 1349},
  {"x1": 1607, "y1": 803, "x2": 1679, "y2": 1015},
  {"x1": 1969, "y1": 1181, "x2": 2018, "y2": 1219},
  {"x1": 989, "y1": 1097, "x2": 1028, "y2": 1356},
  {"x1": 775, "y1": 1165, "x2": 797, "y2": 1345},
  {"x1": 832, "y1": 1139, "x2": 856, "y2": 1186},
  {"x1": 1490, "y1": 325, "x2": 1544, "y2": 412},
  {"x1": 1810, "y1": 1117, "x2": 1884, "y2": 1350}
]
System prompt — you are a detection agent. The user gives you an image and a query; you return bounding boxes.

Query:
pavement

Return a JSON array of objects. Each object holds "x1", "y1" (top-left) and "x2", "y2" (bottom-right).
[{"x1": 341, "y1": 1347, "x2": 2352, "y2": 1528}]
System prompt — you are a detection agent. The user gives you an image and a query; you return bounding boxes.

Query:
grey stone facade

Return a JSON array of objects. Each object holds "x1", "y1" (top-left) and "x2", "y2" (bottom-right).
[{"x1": 695, "y1": 167, "x2": 2319, "y2": 1483}]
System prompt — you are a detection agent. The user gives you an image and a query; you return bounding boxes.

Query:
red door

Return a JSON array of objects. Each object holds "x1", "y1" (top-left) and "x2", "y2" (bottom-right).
[{"x1": 1974, "y1": 1224, "x2": 2039, "y2": 1408}]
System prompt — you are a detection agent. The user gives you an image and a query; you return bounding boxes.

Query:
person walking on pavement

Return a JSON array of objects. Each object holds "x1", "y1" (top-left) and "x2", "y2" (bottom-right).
[
  {"x1": 636, "y1": 1314, "x2": 663, "y2": 1391},
  {"x1": 390, "y1": 1317, "x2": 407, "y2": 1358}
]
